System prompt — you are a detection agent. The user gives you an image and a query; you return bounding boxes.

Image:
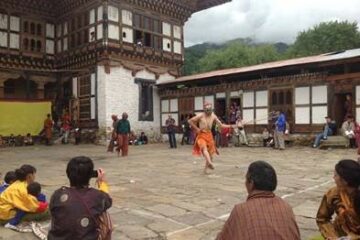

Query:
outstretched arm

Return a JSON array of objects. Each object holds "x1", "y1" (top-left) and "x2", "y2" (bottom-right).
[{"x1": 214, "y1": 116, "x2": 234, "y2": 129}]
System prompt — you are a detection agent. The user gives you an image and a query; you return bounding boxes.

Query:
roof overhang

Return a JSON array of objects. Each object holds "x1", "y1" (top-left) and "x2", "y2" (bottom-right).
[{"x1": 195, "y1": 0, "x2": 231, "y2": 12}]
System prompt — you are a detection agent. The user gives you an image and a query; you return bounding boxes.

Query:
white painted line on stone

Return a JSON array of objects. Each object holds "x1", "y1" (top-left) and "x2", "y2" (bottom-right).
[
  {"x1": 280, "y1": 180, "x2": 333, "y2": 199},
  {"x1": 166, "y1": 180, "x2": 333, "y2": 237}
]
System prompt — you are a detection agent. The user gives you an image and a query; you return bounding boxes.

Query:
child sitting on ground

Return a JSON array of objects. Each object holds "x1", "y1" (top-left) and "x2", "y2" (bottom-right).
[
  {"x1": 262, "y1": 127, "x2": 273, "y2": 147},
  {"x1": 23, "y1": 133, "x2": 34, "y2": 146},
  {"x1": 0, "y1": 171, "x2": 17, "y2": 193},
  {"x1": 5, "y1": 182, "x2": 47, "y2": 229},
  {"x1": 8, "y1": 134, "x2": 16, "y2": 147}
]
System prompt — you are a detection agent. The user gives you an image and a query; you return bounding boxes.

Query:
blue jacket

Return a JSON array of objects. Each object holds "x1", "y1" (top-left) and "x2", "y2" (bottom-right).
[{"x1": 275, "y1": 113, "x2": 286, "y2": 132}]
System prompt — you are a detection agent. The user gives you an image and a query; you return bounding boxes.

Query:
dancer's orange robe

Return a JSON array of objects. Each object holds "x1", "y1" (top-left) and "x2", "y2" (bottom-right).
[{"x1": 192, "y1": 130, "x2": 218, "y2": 156}]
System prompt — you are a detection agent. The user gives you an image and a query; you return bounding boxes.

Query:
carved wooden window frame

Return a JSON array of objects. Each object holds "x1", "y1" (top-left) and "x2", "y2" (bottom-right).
[{"x1": 135, "y1": 78, "x2": 155, "y2": 122}]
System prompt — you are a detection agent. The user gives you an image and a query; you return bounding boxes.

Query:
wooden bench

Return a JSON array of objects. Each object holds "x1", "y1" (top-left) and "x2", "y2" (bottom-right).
[{"x1": 319, "y1": 136, "x2": 349, "y2": 149}]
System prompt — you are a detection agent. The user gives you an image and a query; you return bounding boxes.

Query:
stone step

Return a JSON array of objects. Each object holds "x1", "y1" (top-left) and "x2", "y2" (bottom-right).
[{"x1": 319, "y1": 136, "x2": 349, "y2": 149}]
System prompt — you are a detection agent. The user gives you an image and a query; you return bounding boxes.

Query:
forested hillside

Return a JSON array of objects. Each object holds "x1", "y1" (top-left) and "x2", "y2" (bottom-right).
[{"x1": 183, "y1": 21, "x2": 360, "y2": 75}]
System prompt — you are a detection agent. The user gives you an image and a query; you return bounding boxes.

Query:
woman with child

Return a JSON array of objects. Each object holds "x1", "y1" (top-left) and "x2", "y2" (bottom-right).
[{"x1": 0, "y1": 165, "x2": 49, "y2": 229}]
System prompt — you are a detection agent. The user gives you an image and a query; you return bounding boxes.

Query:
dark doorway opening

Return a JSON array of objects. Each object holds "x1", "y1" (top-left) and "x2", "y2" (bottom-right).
[
  {"x1": 215, "y1": 98, "x2": 226, "y2": 122},
  {"x1": 333, "y1": 93, "x2": 352, "y2": 130}
]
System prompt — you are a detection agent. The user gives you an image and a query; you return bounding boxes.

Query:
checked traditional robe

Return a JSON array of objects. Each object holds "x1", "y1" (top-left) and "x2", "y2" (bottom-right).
[{"x1": 317, "y1": 187, "x2": 360, "y2": 239}]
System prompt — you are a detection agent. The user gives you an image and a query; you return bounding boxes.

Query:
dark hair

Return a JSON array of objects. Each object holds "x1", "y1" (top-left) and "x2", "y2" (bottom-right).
[
  {"x1": 4, "y1": 171, "x2": 17, "y2": 184},
  {"x1": 247, "y1": 161, "x2": 277, "y2": 191},
  {"x1": 15, "y1": 165, "x2": 36, "y2": 181},
  {"x1": 66, "y1": 156, "x2": 94, "y2": 188},
  {"x1": 335, "y1": 159, "x2": 360, "y2": 215},
  {"x1": 27, "y1": 182, "x2": 41, "y2": 197}
]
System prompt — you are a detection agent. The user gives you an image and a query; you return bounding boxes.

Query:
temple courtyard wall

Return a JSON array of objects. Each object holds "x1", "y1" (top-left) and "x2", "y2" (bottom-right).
[{"x1": 0, "y1": 144, "x2": 356, "y2": 240}]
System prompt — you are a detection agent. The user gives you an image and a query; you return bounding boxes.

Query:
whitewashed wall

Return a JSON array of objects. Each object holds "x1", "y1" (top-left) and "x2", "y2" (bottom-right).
[{"x1": 97, "y1": 66, "x2": 174, "y2": 136}]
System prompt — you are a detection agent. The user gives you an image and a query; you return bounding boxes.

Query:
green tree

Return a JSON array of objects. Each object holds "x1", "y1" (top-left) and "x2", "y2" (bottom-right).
[
  {"x1": 287, "y1": 21, "x2": 360, "y2": 57},
  {"x1": 197, "y1": 42, "x2": 280, "y2": 73}
]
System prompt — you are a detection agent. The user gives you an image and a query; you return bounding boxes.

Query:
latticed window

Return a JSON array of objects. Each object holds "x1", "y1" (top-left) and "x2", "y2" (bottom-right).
[{"x1": 78, "y1": 75, "x2": 91, "y2": 120}]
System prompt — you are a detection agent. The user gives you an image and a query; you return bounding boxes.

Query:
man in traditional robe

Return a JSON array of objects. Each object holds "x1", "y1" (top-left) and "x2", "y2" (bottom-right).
[
  {"x1": 217, "y1": 161, "x2": 301, "y2": 240},
  {"x1": 342, "y1": 115, "x2": 356, "y2": 148},
  {"x1": 116, "y1": 113, "x2": 131, "y2": 157},
  {"x1": 188, "y1": 102, "x2": 233, "y2": 174},
  {"x1": 43, "y1": 114, "x2": 53, "y2": 146},
  {"x1": 107, "y1": 115, "x2": 119, "y2": 152}
]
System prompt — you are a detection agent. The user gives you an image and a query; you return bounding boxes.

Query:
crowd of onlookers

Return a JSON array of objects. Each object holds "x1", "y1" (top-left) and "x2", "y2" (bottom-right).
[
  {"x1": 0, "y1": 158, "x2": 359, "y2": 239},
  {"x1": 0, "y1": 133, "x2": 34, "y2": 148}
]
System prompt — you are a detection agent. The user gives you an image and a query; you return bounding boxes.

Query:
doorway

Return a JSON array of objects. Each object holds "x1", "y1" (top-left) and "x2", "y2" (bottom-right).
[
  {"x1": 333, "y1": 93, "x2": 352, "y2": 130},
  {"x1": 215, "y1": 98, "x2": 226, "y2": 122}
]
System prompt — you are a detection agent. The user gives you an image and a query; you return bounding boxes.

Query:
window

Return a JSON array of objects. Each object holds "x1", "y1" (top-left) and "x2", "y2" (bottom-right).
[
  {"x1": 83, "y1": 29, "x2": 88, "y2": 43},
  {"x1": 134, "y1": 14, "x2": 141, "y2": 28},
  {"x1": 37, "y1": 24, "x2": 42, "y2": 36},
  {"x1": 36, "y1": 40, "x2": 41, "y2": 52},
  {"x1": 23, "y1": 38, "x2": 29, "y2": 50},
  {"x1": 243, "y1": 90, "x2": 269, "y2": 125},
  {"x1": 161, "y1": 98, "x2": 179, "y2": 127},
  {"x1": 30, "y1": 39, "x2": 35, "y2": 51},
  {"x1": 295, "y1": 86, "x2": 327, "y2": 124},
  {"x1": 153, "y1": 19, "x2": 161, "y2": 33},
  {"x1": 24, "y1": 22, "x2": 28, "y2": 33},
  {"x1": 30, "y1": 23, "x2": 35, "y2": 34},
  {"x1": 135, "y1": 78, "x2": 155, "y2": 121},
  {"x1": 77, "y1": 75, "x2": 95, "y2": 120}
]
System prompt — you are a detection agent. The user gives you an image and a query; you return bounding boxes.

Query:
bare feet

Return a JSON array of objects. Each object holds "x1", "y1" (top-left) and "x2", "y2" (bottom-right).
[{"x1": 208, "y1": 163, "x2": 215, "y2": 170}]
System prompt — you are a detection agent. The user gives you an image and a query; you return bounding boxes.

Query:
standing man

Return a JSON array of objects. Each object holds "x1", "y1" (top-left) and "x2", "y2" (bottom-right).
[
  {"x1": 107, "y1": 115, "x2": 119, "y2": 152},
  {"x1": 188, "y1": 103, "x2": 233, "y2": 174},
  {"x1": 235, "y1": 116, "x2": 248, "y2": 146},
  {"x1": 116, "y1": 112, "x2": 131, "y2": 157},
  {"x1": 216, "y1": 161, "x2": 300, "y2": 240},
  {"x1": 44, "y1": 114, "x2": 53, "y2": 146},
  {"x1": 273, "y1": 110, "x2": 286, "y2": 150},
  {"x1": 166, "y1": 115, "x2": 177, "y2": 148}
]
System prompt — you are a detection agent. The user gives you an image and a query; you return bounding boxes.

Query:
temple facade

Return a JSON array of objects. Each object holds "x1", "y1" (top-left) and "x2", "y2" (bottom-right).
[
  {"x1": 157, "y1": 49, "x2": 360, "y2": 135},
  {"x1": 0, "y1": 0, "x2": 230, "y2": 137}
]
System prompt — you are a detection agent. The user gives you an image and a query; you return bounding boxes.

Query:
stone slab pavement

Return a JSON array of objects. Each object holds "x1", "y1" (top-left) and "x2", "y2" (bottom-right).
[{"x1": 0, "y1": 144, "x2": 357, "y2": 240}]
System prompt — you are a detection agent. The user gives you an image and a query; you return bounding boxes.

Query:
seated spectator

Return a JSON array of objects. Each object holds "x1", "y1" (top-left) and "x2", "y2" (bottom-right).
[
  {"x1": 0, "y1": 171, "x2": 17, "y2": 193},
  {"x1": 262, "y1": 127, "x2": 273, "y2": 147},
  {"x1": 48, "y1": 156, "x2": 112, "y2": 239},
  {"x1": 313, "y1": 116, "x2": 337, "y2": 148},
  {"x1": 342, "y1": 115, "x2": 356, "y2": 148},
  {"x1": 6, "y1": 182, "x2": 47, "y2": 228},
  {"x1": 316, "y1": 159, "x2": 360, "y2": 239},
  {"x1": 8, "y1": 134, "x2": 16, "y2": 147},
  {"x1": 128, "y1": 131, "x2": 137, "y2": 145},
  {"x1": 216, "y1": 161, "x2": 300, "y2": 240},
  {"x1": 15, "y1": 135, "x2": 24, "y2": 147},
  {"x1": 0, "y1": 165, "x2": 49, "y2": 229},
  {"x1": 23, "y1": 133, "x2": 34, "y2": 146},
  {"x1": 137, "y1": 132, "x2": 148, "y2": 145}
]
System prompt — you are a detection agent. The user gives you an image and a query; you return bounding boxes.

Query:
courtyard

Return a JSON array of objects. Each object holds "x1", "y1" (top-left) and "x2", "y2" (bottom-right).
[{"x1": 0, "y1": 143, "x2": 357, "y2": 240}]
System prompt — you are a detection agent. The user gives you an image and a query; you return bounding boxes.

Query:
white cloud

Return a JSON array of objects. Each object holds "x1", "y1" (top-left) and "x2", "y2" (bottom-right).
[{"x1": 184, "y1": 0, "x2": 360, "y2": 46}]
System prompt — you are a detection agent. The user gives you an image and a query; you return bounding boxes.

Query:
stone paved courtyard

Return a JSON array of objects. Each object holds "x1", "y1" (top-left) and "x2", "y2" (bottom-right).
[{"x1": 0, "y1": 143, "x2": 358, "y2": 240}]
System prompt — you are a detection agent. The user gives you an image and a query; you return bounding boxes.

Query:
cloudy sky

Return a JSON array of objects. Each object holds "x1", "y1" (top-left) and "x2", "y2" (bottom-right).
[{"x1": 185, "y1": 0, "x2": 360, "y2": 47}]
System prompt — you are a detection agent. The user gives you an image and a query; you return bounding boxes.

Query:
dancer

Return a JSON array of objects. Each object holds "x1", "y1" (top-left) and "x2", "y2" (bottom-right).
[{"x1": 188, "y1": 102, "x2": 233, "y2": 174}]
